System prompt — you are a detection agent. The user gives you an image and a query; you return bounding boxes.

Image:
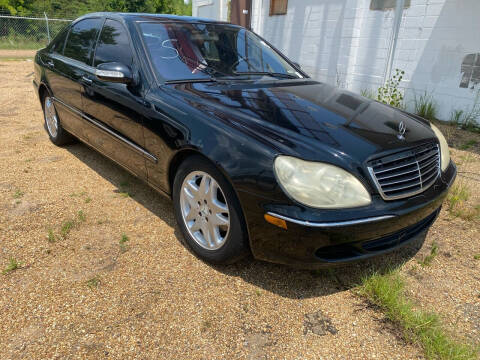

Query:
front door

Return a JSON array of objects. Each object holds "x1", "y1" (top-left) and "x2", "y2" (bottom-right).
[
  {"x1": 47, "y1": 18, "x2": 102, "y2": 136},
  {"x1": 230, "y1": 0, "x2": 252, "y2": 29},
  {"x1": 81, "y1": 18, "x2": 148, "y2": 181}
]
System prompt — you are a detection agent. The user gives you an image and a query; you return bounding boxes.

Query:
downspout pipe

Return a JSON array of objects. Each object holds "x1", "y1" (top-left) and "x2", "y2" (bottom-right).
[{"x1": 384, "y1": 0, "x2": 405, "y2": 83}]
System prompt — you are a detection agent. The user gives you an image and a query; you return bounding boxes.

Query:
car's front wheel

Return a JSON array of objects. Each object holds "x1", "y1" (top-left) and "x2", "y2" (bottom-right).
[
  {"x1": 43, "y1": 95, "x2": 75, "y2": 146},
  {"x1": 173, "y1": 155, "x2": 249, "y2": 264}
]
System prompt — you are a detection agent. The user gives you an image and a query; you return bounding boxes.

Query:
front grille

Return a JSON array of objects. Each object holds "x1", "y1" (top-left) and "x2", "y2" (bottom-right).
[{"x1": 367, "y1": 142, "x2": 440, "y2": 200}]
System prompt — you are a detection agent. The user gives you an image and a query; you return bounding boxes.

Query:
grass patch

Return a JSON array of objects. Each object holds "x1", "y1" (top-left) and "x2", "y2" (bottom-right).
[
  {"x1": 86, "y1": 276, "x2": 100, "y2": 289},
  {"x1": 459, "y1": 140, "x2": 478, "y2": 150},
  {"x1": 85, "y1": 197, "x2": 92, "y2": 203},
  {"x1": 59, "y1": 210, "x2": 87, "y2": 239},
  {"x1": 60, "y1": 220, "x2": 75, "y2": 239},
  {"x1": 449, "y1": 90, "x2": 480, "y2": 130},
  {"x1": 473, "y1": 254, "x2": 480, "y2": 260},
  {"x1": 2, "y1": 257, "x2": 22, "y2": 275},
  {"x1": 358, "y1": 270, "x2": 478, "y2": 359},
  {"x1": 414, "y1": 91, "x2": 437, "y2": 121},
  {"x1": 360, "y1": 88, "x2": 376, "y2": 100},
  {"x1": 418, "y1": 242, "x2": 439, "y2": 267},
  {"x1": 77, "y1": 210, "x2": 86, "y2": 222},
  {"x1": 119, "y1": 233, "x2": 129, "y2": 253},
  {"x1": 447, "y1": 183, "x2": 480, "y2": 221},
  {"x1": 13, "y1": 189, "x2": 24, "y2": 199},
  {"x1": 47, "y1": 229, "x2": 56, "y2": 243}
]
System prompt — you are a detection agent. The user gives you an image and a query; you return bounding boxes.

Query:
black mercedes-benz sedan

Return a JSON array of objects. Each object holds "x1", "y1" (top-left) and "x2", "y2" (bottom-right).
[{"x1": 33, "y1": 12, "x2": 456, "y2": 267}]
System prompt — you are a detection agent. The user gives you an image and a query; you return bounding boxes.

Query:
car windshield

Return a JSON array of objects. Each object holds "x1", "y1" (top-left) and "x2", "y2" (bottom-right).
[{"x1": 138, "y1": 21, "x2": 303, "y2": 82}]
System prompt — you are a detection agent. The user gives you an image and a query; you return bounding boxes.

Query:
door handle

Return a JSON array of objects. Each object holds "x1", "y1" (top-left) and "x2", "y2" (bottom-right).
[{"x1": 81, "y1": 76, "x2": 93, "y2": 85}]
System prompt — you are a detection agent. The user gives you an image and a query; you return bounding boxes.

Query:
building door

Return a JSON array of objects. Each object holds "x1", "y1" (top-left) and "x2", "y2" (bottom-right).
[{"x1": 230, "y1": 0, "x2": 252, "y2": 29}]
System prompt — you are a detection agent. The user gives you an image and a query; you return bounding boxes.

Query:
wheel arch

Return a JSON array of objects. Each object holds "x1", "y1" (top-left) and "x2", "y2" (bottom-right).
[
  {"x1": 38, "y1": 82, "x2": 51, "y2": 108},
  {"x1": 168, "y1": 148, "x2": 236, "y2": 197},
  {"x1": 167, "y1": 148, "x2": 252, "y2": 247}
]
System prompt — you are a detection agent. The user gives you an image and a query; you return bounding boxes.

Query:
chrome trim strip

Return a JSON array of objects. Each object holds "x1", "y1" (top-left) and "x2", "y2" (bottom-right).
[
  {"x1": 53, "y1": 97, "x2": 157, "y2": 163},
  {"x1": 373, "y1": 159, "x2": 418, "y2": 174},
  {"x1": 266, "y1": 212, "x2": 395, "y2": 228},
  {"x1": 381, "y1": 174, "x2": 420, "y2": 187},
  {"x1": 50, "y1": 53, "x2": 96, "y2": 74},
  {"x1": 381, "y1": 180, "x2": 421, "y2": 193},
  {"x1": 376, "y1": 166, "x2": 418, "y2": 181}
]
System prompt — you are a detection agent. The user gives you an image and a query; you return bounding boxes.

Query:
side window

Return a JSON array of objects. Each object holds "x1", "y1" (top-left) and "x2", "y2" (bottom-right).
[
  {"x1": 49, "y1": 27, "x2": 69, "y2": 54},
  {"x1": 94, "y1": 19, "x2": 133, "y2": 67},
  {"x1": 63, "y1": 18, "x2": 102, "y2": 65}
]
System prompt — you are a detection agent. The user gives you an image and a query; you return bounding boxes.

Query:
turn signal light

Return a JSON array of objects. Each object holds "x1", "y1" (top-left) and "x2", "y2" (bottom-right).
[{"x1": 264, "y1": 214, "x2": 287, "y2": 230}]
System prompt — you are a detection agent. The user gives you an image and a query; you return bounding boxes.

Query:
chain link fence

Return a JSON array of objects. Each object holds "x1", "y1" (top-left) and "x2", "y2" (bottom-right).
[{"x1": 0, "y1": 11, "x2": 72, "y2": 50}]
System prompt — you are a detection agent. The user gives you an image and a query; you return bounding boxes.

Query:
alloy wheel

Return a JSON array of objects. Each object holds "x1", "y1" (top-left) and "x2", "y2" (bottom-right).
[
  {"x1": 180, "y1": 171, "x2": 230, "y2": 250},
  {"x1": 44, "y1": 96, "x2": 58, "y2": 138}
]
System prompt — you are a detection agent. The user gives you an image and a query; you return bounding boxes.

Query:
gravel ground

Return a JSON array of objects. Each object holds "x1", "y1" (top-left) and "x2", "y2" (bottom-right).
[
  {"x1": 0, "y1": 59, "x2": 479, "y2": 359},
  {"x1": 0, "y1": 49, "x2": 36, "y2": 58}
]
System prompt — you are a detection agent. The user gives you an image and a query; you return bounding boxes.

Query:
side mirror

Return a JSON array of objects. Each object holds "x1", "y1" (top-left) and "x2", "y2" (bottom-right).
[
  {"x1": 292, "y1": 62, "x2": 301, "y2": 70},
  {"x1": 95, "y1": 62, "x2": 132, "y2": 83}
]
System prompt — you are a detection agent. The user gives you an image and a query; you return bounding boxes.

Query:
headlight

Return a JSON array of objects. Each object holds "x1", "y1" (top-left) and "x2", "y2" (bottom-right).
[
  {"x1": 274, "y1": 156, "x2": 371, "y2": 209},
  {"x1": 430, "y1": 124, "x2": 450, "y2": 172}
]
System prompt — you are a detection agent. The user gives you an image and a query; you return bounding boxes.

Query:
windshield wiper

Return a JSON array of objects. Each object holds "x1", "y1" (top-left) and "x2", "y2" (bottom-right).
[
  {"x1": 232, "y1": 71, "x2": 300, "y2": 79},
  {"x1": 164, "y1": 77, "x2": 217, "y2": 84}
]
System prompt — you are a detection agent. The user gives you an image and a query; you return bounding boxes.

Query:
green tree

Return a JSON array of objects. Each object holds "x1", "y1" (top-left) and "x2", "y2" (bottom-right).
[
  {"x1": 0, "y1": 0, "x2": 36, "y2": 15},
  {"x1": 1, "y1": 0, "x2": 191, "y2": 17}
]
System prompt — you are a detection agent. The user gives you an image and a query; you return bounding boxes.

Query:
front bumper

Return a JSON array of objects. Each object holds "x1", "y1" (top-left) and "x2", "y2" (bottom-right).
[{"x1": 239, "y1": 161, "x2": 456, "y2": 268}]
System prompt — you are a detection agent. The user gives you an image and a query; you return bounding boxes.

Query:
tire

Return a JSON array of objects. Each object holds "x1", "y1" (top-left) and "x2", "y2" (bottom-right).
[
  {"x1": 173, "y1": 155, "x2": 249, "y2": 264},
  {"x1": 42, "y1": 93, "x2": 75, "y2": 146}
]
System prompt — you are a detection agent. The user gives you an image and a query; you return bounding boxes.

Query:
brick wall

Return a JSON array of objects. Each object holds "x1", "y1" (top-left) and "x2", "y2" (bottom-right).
[{"x1": 251, "y1": 0, "x2": 480, "y2": 122}]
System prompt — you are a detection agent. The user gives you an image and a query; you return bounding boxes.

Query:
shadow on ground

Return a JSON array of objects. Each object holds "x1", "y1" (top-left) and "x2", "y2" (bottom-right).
[{"x1": 66, "y1": 141, "x2": 426, "y2": 299}]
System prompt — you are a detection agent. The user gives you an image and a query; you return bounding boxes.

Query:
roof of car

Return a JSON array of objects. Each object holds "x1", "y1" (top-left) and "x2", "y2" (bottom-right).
[{"x1": 77, "y1": 12, "x2": 232, "y2": 25}]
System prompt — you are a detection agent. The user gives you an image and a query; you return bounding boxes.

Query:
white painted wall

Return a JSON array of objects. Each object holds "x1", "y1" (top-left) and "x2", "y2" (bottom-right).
[
  {"x1": 192, "y1": 0, "x2": 228, "y2": 21},
  {"x1": 247, "y1": 0, "x2": 480, "y2": 122}
]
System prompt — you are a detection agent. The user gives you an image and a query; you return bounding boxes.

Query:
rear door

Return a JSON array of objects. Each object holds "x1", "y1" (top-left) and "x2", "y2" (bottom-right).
[
  {"x1": 46, "y1": 18, "x2": 102, "y2": 136},
  {"x1": 81, "y1": 18, "x2": 149, "y2": 180}
]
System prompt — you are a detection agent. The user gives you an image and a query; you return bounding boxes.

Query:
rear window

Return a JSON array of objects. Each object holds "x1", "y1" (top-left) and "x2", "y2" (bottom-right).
[{"x1": 64, "y1": 18, "x2": 102, "y2": 65}]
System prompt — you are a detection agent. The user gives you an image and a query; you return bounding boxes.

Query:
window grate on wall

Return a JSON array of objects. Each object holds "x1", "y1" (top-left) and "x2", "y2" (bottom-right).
[
  {"x1": 270, "y1": 0, "x2": 288, "y2": 16},
  {"x1": 370, "y1": 0, "x2": 410, "y2": 11},
  {"x1": 460, "y1": 53, "x2": 480, "y2": 89}
]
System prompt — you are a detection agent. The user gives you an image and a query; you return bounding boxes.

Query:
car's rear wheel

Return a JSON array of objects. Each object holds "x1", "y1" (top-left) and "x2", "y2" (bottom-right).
[
  {"x1": 173, "y1": 155, "x2": 249, "y2": 264},
  {"x1": 43, "y1": 95, "x2": 75, "y2": 146}
]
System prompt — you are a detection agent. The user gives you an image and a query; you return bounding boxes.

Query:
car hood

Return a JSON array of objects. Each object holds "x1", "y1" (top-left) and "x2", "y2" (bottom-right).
[{"x1": 168, "y1": 79, "x2": 436, "y2": 165}]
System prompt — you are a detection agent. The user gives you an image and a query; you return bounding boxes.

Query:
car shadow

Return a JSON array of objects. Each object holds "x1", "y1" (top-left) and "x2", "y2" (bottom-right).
[
  {"x1": 65, "y1": 141, "x2": 177, "y2": 225},
  {"x1": 212, "y1": 233, "x2": 426, "y2": 299},
  {"x1": 65, "y1": 142, "x2": 427, "y2": 299}
]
